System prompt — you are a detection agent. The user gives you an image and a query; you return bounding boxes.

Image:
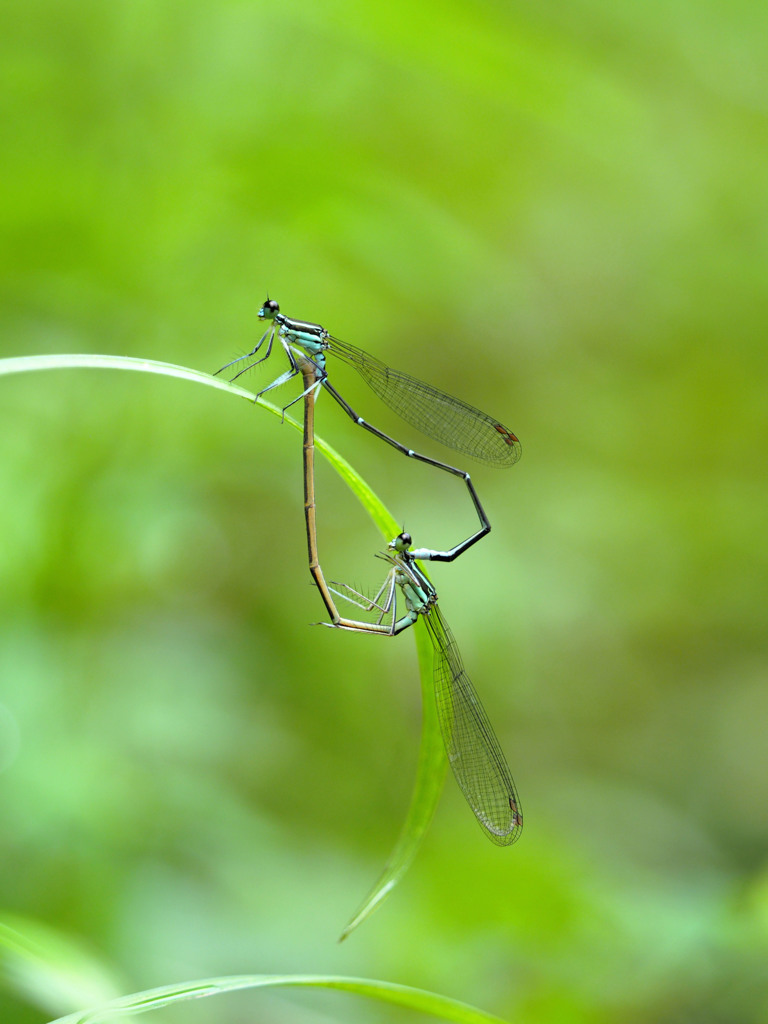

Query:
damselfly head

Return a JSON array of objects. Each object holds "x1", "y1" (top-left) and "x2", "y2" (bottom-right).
[
  {"x1": 390, "y1": 532, "x2": 412, "y2": 553},
  {"x1": 259, "y1": 298, "x2": 280, "y2": 320}
]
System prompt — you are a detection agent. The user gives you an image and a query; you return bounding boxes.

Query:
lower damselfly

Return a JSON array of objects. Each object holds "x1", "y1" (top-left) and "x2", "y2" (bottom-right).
[
  {"x1": 218, "y1": 298, "x2": 523, "y2": 562},
  {"x1": 299, "y1": 355, "x2": 522, "y2": 845},
  {"x1": 328, "y1": 532, "x2": 523, "y2": 846}
]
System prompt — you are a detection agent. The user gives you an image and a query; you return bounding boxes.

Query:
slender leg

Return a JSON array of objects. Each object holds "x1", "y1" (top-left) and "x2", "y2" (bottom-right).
[
  {"x1": 328, "y1": 575, "x2": 397, "y2": 625},
  {"x1": 280, "y1": 372, "x2": 323, "y2": 415},
  {"x1": 228, "y1": 331, "x2": 303, "y2": 386},
  {"x1": 252, "y1": 340, "x2": 302, "y2": 396},
  {"x1": 214, "y1": 327, "x2": 274, "y2": 377}
]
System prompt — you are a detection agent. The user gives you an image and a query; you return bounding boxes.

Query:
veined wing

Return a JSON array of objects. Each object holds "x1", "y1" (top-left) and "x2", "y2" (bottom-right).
[
  {"x1": 326, "y1": 335, "x2": 521, "y2": 467},
  {"x1": 425, "y1": 605, "x2": 522, "y2": 845}
]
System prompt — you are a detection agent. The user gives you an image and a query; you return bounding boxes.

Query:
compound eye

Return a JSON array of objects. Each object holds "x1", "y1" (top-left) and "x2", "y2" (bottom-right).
[
  {"x1": 264, "y1": 298, "x2": 280, "y2": 313},
  {"x1": 399, "y1": 532, "x2": 412, "y2": 547}
]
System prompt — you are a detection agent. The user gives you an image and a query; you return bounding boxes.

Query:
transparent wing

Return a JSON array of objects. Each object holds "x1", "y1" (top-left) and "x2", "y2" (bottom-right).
[
  {"x1": 327, "y1": 335, "x2": 521, "y2": 467},
  {"x1": 425, "y1": 606, "x2": 522, "y2": 845}
]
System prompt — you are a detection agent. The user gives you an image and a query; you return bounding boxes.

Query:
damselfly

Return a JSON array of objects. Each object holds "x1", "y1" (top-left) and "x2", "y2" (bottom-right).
[
  {"x1": 218, "y1": 298, "x2": 522, "y2": 562},
  {"x1": 328, "y1": 532, "x2": 522, "y2": 846}
]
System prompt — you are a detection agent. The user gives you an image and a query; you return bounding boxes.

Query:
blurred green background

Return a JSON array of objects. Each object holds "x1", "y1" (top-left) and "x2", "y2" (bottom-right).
[{"x1": 2, "y1": 0, "x2": 767, "y2": 1021}]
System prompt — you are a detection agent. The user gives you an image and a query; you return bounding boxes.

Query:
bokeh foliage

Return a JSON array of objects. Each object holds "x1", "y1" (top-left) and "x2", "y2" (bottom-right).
[{"x1": 2, "y1": 0, "x2": 767, "y2": 1022}]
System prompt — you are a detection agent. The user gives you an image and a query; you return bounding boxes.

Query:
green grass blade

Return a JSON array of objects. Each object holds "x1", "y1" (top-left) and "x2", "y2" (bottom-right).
[
  {"x1": 340, "y1": 616, "x2": 445, "y2": 939},
  {"x1": 44, "y1": 974, "x2": 510, "y2": 1024},
  {"x1": 0, "y1": 353, "x2": 258, "y2": 400},
  {"x1": 0, "y1": 915, "x2": 124, "y2": 1017},
  {"x1": 0, "y1": 352, "x2": 444, "y2": 932}
]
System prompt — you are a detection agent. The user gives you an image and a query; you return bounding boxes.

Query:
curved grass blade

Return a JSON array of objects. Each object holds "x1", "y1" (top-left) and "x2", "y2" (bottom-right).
[
  {"x1": 45, "y1": 973, "x2": 511, "y2": 1024},
  {"x1": 0, "y1": 353, "x2": 258, "y2": 400},
  {"x1": 0, "y1": 915, "x2": 123, "y2": 1016},
  {"x1": 340, "y1": 615, "x2": 445, "y2": 940},
  {"x1": 0, "y1": 352, "x2": 447, "y2": 932}
]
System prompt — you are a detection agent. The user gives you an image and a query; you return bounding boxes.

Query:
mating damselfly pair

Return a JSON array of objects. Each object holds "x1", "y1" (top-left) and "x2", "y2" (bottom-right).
[{"x1": 217, "y1": 298, "x2": 523, "y2": 845}]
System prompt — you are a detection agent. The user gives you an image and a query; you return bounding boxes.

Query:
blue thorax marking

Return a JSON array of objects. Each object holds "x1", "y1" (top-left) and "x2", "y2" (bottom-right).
[{"x1": 274, "y1": 314, "x2": 328, "y2": 369}]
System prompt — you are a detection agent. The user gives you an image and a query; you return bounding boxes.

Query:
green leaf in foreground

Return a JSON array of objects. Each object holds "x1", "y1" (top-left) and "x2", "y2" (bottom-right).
[
  {"x1": 45, "y1": 974, "x2": 510, "y2": 1024},
  {"x1": 0, "y1": 915, "x2": 124, "y2": 1016},
  {"x1": 0, "y1": 352, "x2": 445, "y2": 935},
  {"x1": 340, "y1": 617, "x2": 445, "y2": 939}
]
